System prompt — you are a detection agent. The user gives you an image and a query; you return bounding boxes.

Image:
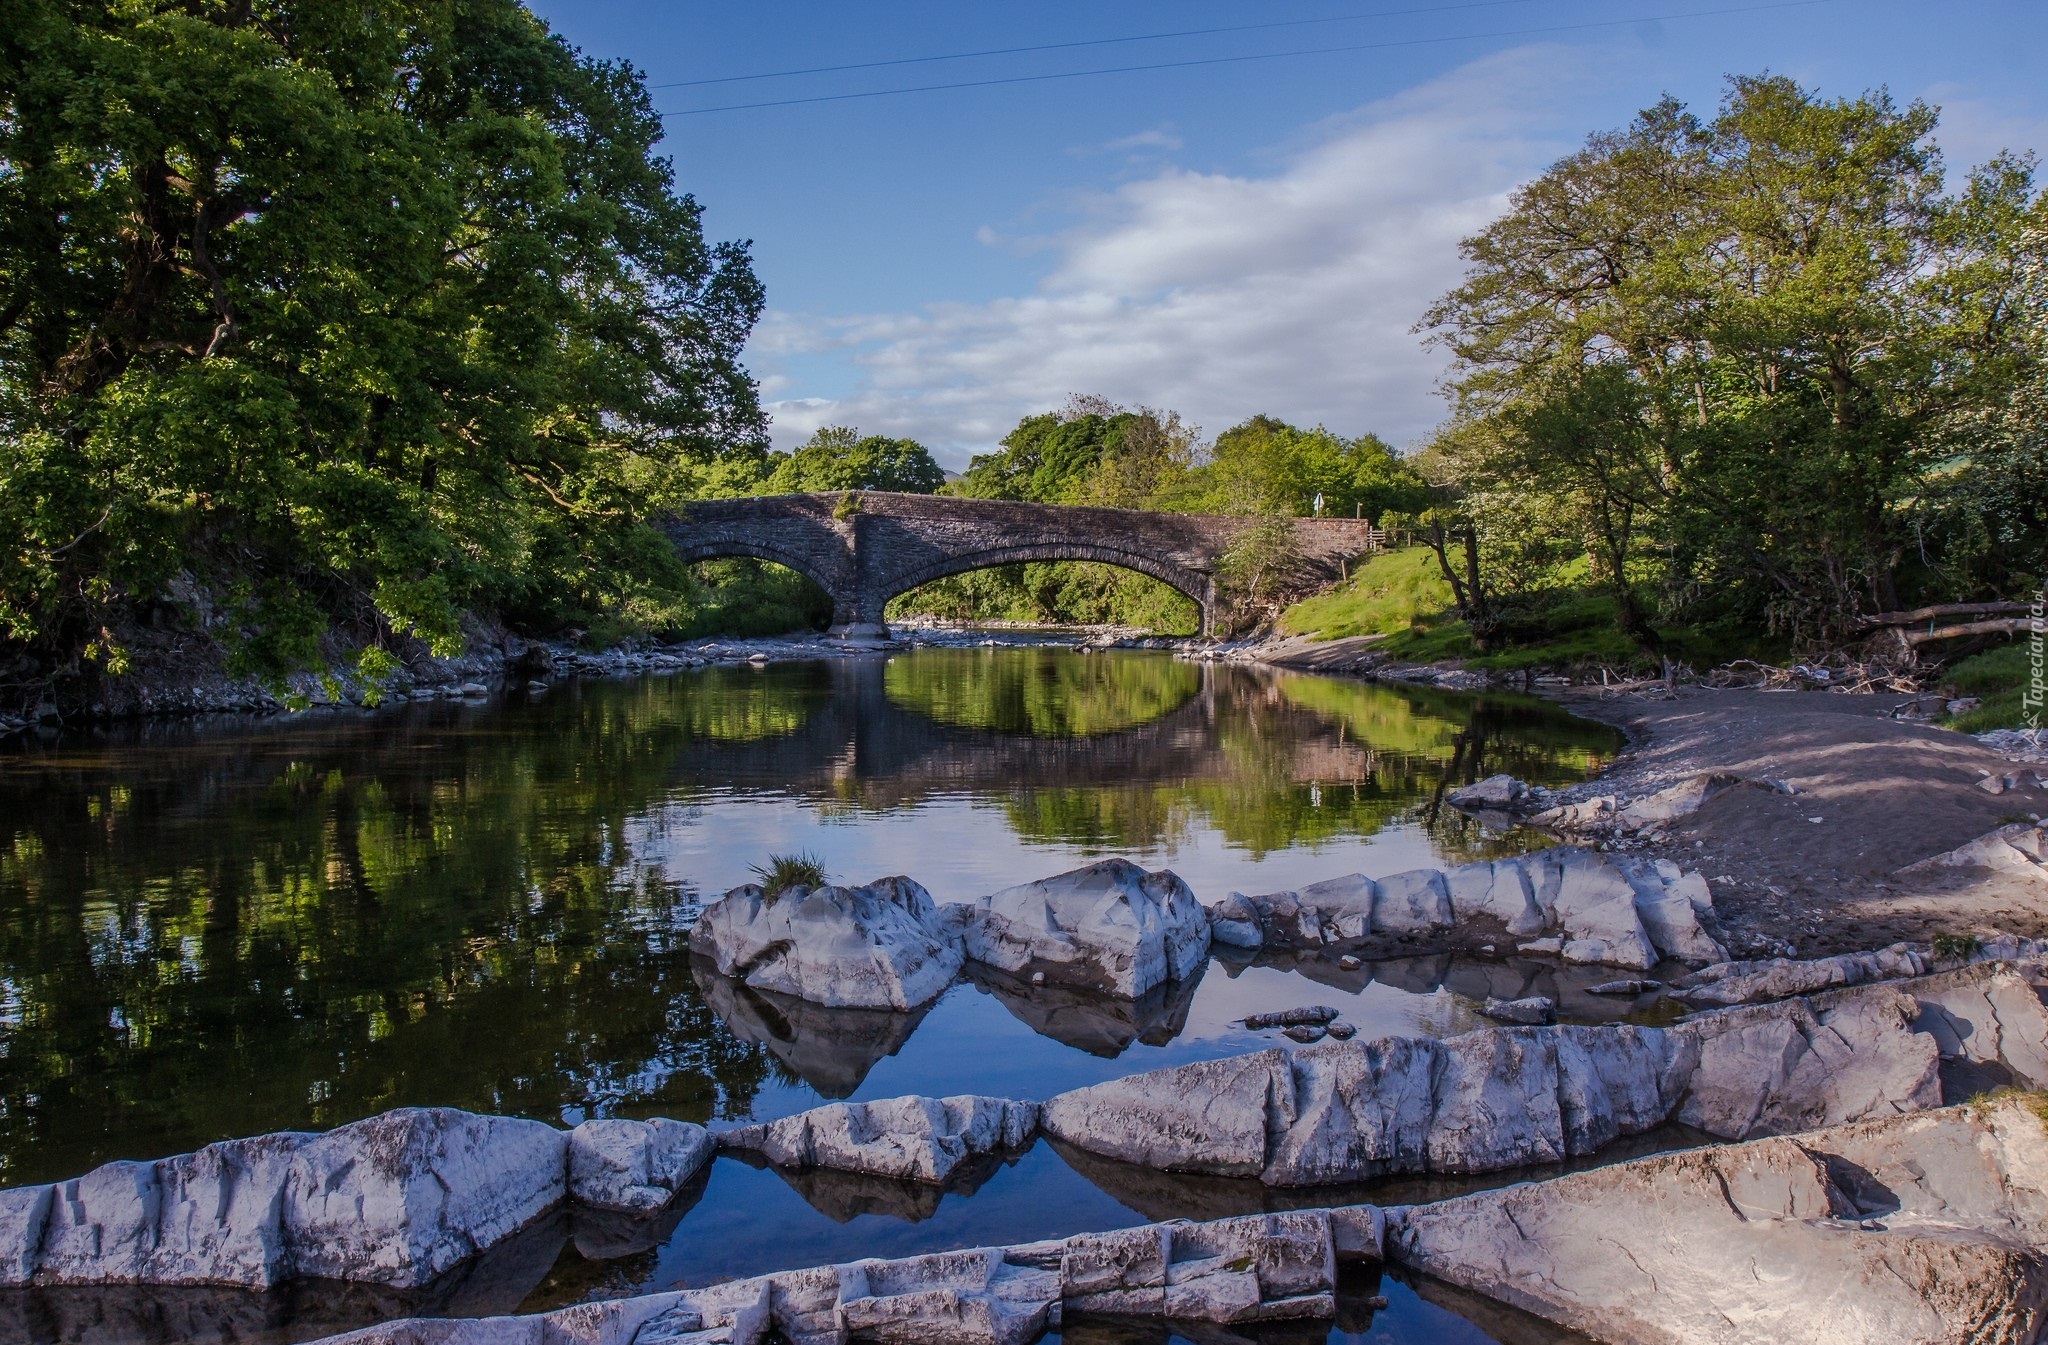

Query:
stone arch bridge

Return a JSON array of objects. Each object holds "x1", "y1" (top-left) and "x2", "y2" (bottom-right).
[{"x1": 660, "y1": 492, "x2": 1386, "y2": 637}]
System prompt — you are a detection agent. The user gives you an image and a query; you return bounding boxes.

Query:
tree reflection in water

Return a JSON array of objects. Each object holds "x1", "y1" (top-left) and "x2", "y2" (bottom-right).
[{"x1": 0, "y1": 652, "x2": 1619, "y2": 1191}]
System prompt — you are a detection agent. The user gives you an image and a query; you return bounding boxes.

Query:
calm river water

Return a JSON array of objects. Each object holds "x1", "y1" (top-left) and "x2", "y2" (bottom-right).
[{"x1": 0, "y1": 649, "x2": 1621, "y2": 1344}]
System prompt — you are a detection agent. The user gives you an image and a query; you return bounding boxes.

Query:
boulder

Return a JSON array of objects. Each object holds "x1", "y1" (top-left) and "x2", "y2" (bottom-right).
[
  {"x1": 567, "y1": 1118, "x2": 714, "y2": 1213},
  {"x1": 1443, "y1": 861, "x2": 1546, "y2": 936},
  {"x1": 1446, "y1": 775, "x2": 1525, "y2": 809},
  {"x1": 720, "y1": 1095, "x2": 1038, "y2": 1186},
  {"x1": 1369, "y1": 870, "x2": 1455, "y2": 934},
  {"x1": 1478, "y1": 995, "x2": 1554, "y2": 1025},
  {"x1": 689, "y1": 876, "x2": 963, "y2": 1011},
  {"x1": 1668, "y1": 987, "x2": 1940, "y2": 1140},
  {"x1": 1386, "y1": 1098, "x2": 2048, "y2": 1345},
  {"x1": 1899, "y1": 821, "x2": 2048, "y2": 881},
  {"x1": 1615, "y1": 857, "x2": 1727, "y2": 965},
  {"x1": 283, "y1": 1108, "x2": 567, "y2": 1288},
  {"x1": 944, "y1": 860, "x2": 1208, "y2": 998},
  {"x1": 1206, "y1": 892, "x2": 1265, "y2": 949},
  {"x1": 1039, "y1": 1051, "x2": 1288, "y2": 1178},
  {"x1": 0, "y1": 1108, "x2": 567, "y2": 1291}
]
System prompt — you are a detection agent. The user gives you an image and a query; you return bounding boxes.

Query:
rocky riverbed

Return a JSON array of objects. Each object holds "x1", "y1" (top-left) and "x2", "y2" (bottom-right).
[{"x1": 9, "y1": 636, "x2": 2048, "y2": 1343}]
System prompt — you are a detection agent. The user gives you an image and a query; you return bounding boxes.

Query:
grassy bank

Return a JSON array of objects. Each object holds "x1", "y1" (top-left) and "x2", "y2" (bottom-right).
[
  {"x1": 1276, "y1": 547, "x2": 1776, "y2": 674},
  {"x1": 1943, "y1": 643, "x2": 2041, "y2": 732}
]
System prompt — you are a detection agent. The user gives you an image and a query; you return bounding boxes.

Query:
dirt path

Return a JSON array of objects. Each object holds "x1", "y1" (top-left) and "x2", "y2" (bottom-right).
[{"x1": 1550, "y1": 686, "x2": 2047, "y2": 957}]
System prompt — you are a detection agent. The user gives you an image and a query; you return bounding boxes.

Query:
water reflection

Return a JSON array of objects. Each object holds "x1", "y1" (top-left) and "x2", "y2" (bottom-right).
[{"x1": 0, "y1": 651, "x2": 1620, "y2": 1194}]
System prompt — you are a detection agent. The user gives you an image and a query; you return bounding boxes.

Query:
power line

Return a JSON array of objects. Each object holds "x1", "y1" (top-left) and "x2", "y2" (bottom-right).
[
  {"x1": 647, "y1": 0, "x2": 1540, "y2": 90},
  {"x1": 659, "y1": 0, "x2": 1842, "y2": 118}
]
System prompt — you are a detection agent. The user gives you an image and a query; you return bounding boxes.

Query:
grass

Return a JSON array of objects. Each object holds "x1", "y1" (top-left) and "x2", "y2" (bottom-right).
[
  {"x1": 1939, "y1": 641, "x2": 2039, "y2": 733},
  {"x1": 1931, "y1": 932, "x2": 1982, "y2": 960},
  {"x1": 1279, "y1": 546, "x2": 1456, "y2": 642},
  {"x1": 749, "y1": 851, "x2": 828, "y2": 898},
  {"x1": 1276, "y1": 546, "x2": 1784, "y2": 674}
]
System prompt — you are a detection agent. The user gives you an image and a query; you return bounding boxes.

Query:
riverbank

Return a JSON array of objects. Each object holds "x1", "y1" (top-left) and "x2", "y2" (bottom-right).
[
  {"x1": 1508, "y1": 684, "x2": 2047, "y2": 959},
  {"x1": 0, "y1": 623, "x2": 1174, "y2": 741}
]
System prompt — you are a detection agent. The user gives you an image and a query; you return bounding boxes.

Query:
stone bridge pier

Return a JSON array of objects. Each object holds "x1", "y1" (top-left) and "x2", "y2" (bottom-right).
[{"x1": 660, "y1": 492, "x2": 1383, "y2": 639}]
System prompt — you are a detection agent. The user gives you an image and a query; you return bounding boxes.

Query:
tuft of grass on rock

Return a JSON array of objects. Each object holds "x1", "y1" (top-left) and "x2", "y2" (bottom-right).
[
  {"x1": 750, "y1": 851, "x2": 828, "y2": 899},
  {"x1": 1932, "y1": 932, "x2": 1982, "y2": 960}
]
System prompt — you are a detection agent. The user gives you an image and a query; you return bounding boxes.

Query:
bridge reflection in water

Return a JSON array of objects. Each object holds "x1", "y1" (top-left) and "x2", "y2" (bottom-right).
[{"x1": 676, "y1": 648, "x2": 1622, "y2": 1098}]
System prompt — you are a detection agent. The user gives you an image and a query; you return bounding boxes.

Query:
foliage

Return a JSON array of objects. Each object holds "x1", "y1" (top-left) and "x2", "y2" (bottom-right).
[
  {"x1": 748, "y1": 852, "x2": 828, "y2": 898},
  {"x1": 883, "y1": 647, "x2": 1200, "y2": 737},
  {"x1": 0, "y1": 0, "x2": 768, "y2": 688},
  {"x1": 763, "y1": 426, "x2": 945, "y2": 495},
  {"x1": 1418, "y1": 75, "x2": 2046, "y2": 651},
  {"x1": 1194, "y1": 416, "x2": 1429, "y2": 521}
]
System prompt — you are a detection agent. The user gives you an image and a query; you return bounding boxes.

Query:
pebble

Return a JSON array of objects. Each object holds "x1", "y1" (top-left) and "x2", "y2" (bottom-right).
[
  {"x1": 1337, "y1": 955, "x2": 1362, "y2": 971},
  {"x1": 1324, "y1": 1020, "x2": 1358, "y2": 1040},
  {"x1": 1281, "y1": 1024, "x2": 1327, "y2": 1043}
]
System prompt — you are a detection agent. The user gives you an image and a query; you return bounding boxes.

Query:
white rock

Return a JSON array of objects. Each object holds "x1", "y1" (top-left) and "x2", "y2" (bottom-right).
[
  {"x1": 1516, "y1": 849, "x2": 1658, "y2": 970},
  {"x1": 568, "y1": 1118, "x2": 714, "y2": 1213},
  {"x1": 1369, "y1": 869, "x2": 1454, "y2": 934},
  {"x1": 1615, "y1": 857, "x2": 1727, "y2": 965},
  {"x1": 1447, "y1": 775, "x2": 1524, "y2": 808},
  {"x1": 722, "y1": 1095, "x2": 1038, "y2": 1185},
  {"x1": 690, "y1": 876, "x2": 963, "y2": 1010},
  {"x1": 284, "y1": 1107, "x2": 567, "y2": 1287},
  {"x1": 1669, "y1": 988, "x2": 1939, "y2": 1140},
  {"x1": 1479, "y1": 995, "x2": 1554, "y2": 1025},
  {"x1": 1387, "y1": 1098, "x2": 2048, "y2": 1345},
  {"x1": 945, "y1": 860, "x2": 1208, "y2": 998},
  {"x1": 1443, "y1": 861, "x2": 1546, "y2": 936},
  {"x1": 1040, "y1": 1051, "x2": 1287, "y2": 1177},
  {"x1": 1298, "y1": 874, "x2": 1378, "y2": 940}
]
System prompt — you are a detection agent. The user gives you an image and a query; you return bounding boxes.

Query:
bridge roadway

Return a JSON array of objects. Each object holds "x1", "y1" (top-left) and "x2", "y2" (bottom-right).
[{"x1": 659, "y1": 492, "x2": 1384, "y2": 637}]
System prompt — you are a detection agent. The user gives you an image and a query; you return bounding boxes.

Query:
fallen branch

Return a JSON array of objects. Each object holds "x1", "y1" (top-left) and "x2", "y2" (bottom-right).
[
  {"x1": 1904, "y1": 617, "x2": 2036, "y2": 647},
  {"x1": 1852, "y1": 601, "x2": 2034, "y2": 631}
]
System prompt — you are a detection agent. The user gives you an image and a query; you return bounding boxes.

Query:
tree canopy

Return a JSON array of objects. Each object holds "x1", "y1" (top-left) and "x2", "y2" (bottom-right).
[
  {"x1": 0, "y1": 0, "x2": 767, "y2": 680},
  {"x1": 1417, "y1": 74, "x2": 2045, "y2": 645},
  {"x1": 763, "y1": 426, "x2": 945, "y2": 494}
]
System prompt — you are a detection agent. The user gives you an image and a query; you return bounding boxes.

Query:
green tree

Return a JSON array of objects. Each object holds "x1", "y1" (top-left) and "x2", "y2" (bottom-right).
[
  {"x1": 1196, "y1": 415, "x2": 1428, "y2": 521},
  {"x1": 1421, "y1": 75, "x2": 2042, "y2": 645},
  {"x1": 0, "y1": 0, "x2": 766, "y2": 686},
  {"x1": 762, "y1": 426, "x2": 945, "y2": 494}
]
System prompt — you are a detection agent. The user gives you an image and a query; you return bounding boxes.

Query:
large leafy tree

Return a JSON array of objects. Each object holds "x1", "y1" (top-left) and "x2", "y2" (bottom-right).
[
  {"x1": 0, "y1": 0, "x2": 766, "y2": 682},
  {"x1": 1422, "y1": 75, "x2": 2042, "y2": 643},
  {"x1": 763, "y1": 426, "x2": 945, "y2": 494}
]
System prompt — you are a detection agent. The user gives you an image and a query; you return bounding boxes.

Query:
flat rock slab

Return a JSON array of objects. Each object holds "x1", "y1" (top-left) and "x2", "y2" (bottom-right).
[
  {"x1": 0, "y1": 1107, "x2": 715, "y2": 1290},
  {"x1": 310, "y1": 1207, "x2": 1372, "y2": 1345},
  {"x1": 1386, "y1": 1097, "x2": 2048, "y2": 1345}
]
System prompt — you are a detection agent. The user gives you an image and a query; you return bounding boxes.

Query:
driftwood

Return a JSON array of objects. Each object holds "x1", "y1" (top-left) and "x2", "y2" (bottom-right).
[{"x1": 1851, "y1": 601, "x2": 2035, "y2": 632}]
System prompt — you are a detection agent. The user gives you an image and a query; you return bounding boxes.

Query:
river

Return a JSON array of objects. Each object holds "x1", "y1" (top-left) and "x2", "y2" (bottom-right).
[{"x1": 0, "y1": 648, "x2": 1624, "y2": 1343}]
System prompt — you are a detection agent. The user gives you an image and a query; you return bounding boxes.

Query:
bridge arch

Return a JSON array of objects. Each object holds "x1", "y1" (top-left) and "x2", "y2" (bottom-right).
[
  {"x1": 870, "y1": 543, "x2": 1215, "y2": 634},
  {"x1": 669, "y1": 539, "x2": 845, "y2": 608}
]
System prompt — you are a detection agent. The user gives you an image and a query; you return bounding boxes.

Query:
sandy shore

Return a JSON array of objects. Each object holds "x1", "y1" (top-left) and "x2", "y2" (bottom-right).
[{"x1": 1548, "y1": 685, "x2": 2046, "y2": 958}]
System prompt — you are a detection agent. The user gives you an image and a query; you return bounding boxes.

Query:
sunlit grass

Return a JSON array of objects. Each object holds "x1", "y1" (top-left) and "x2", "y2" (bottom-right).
[{"x1": 749, "y1": 851, "x2": 828, "y2": 898}]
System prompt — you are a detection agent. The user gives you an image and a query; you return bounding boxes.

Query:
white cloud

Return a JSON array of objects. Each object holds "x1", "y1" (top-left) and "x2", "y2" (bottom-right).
[
  {"x1": 755, "y1": 47, "x2": 1602, "y2": 462},
  {"x1": 1075, "y1": 126, "x2": 1185, "y2": 156}
]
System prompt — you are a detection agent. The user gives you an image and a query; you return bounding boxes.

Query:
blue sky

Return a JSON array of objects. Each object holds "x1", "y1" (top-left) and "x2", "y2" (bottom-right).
[{"x1": 530, "y1": 0, "x2": 2048, "y2": 466}]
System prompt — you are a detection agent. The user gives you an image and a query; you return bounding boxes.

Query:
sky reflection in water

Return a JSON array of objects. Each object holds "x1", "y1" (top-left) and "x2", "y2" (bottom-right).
[{"x1": 0, "y1": 650, "x2": 1621, "y2": 1344}]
